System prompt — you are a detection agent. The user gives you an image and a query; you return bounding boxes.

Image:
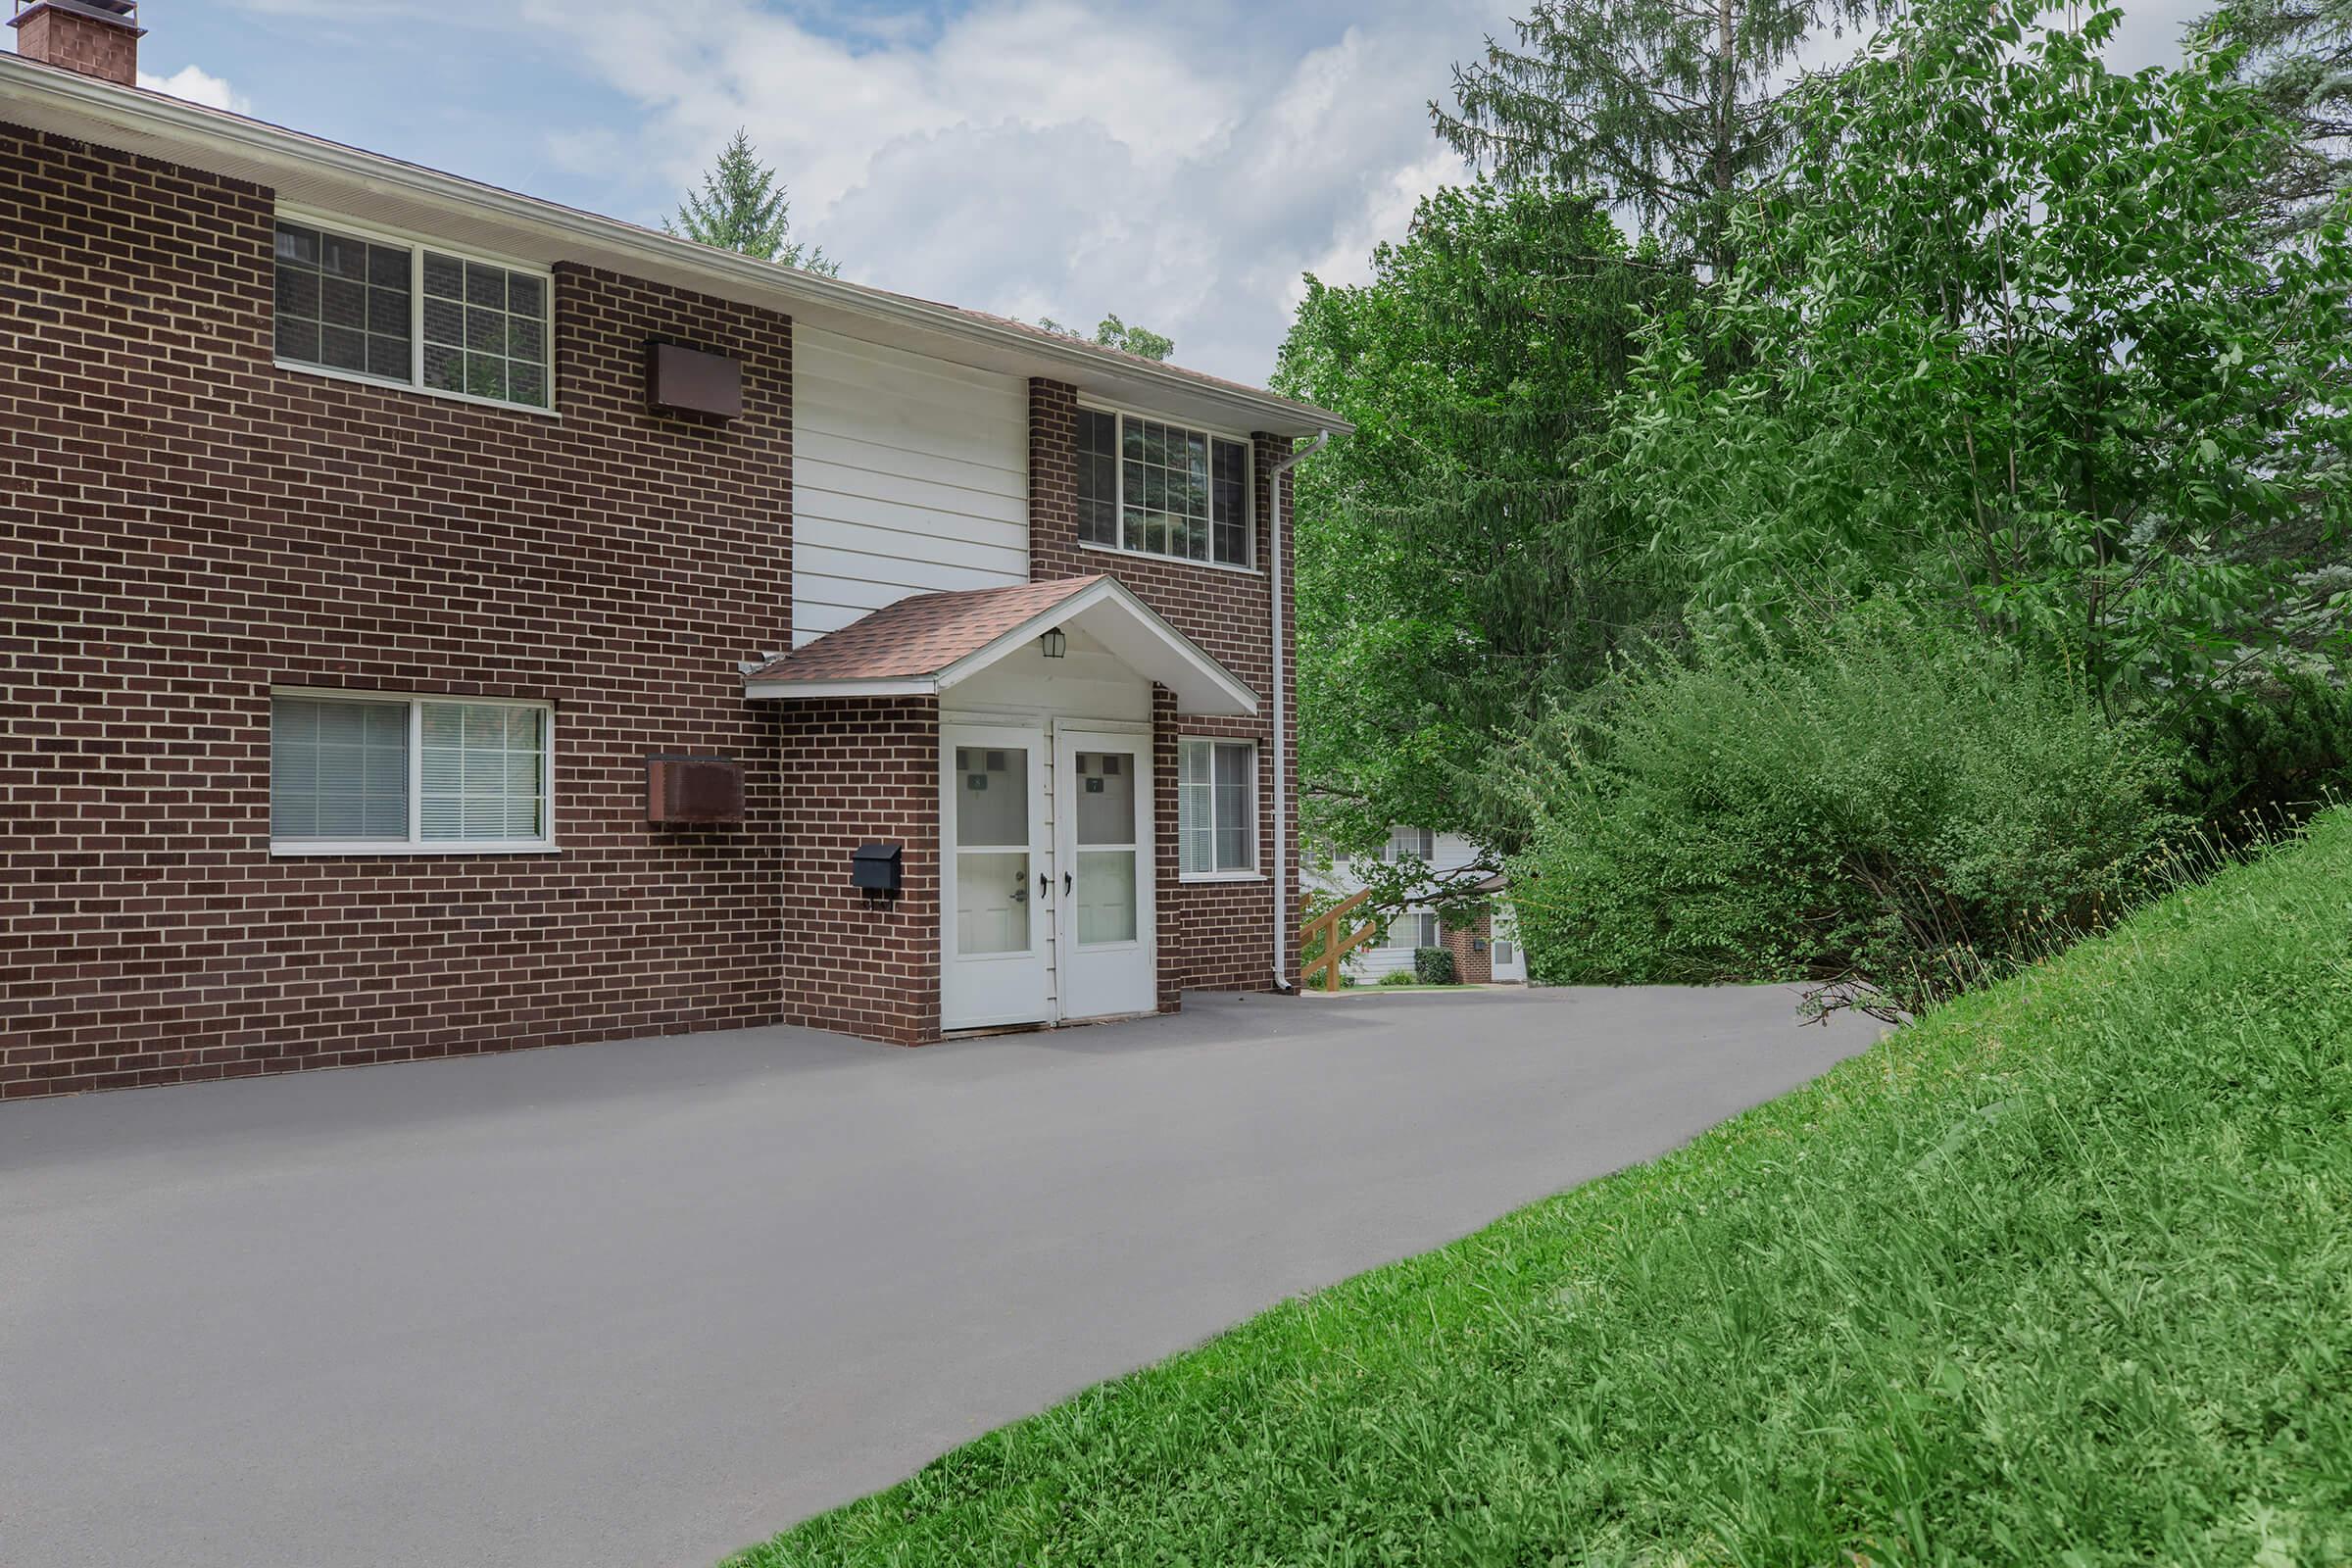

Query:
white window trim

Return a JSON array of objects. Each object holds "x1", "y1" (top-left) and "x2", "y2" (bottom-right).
[
  {"x1": 268, "y1": 687, "x2": 559, "y2": 857},
  {"x1": 1178, "y1": 736, "x2": 1260, "y2": 881},
  {"x1": 272, "y1": 205, "x2": 561, "y2": 419},
  {"x1": 1076, "y1": 401, "x2": 1256, "y2": 572}
]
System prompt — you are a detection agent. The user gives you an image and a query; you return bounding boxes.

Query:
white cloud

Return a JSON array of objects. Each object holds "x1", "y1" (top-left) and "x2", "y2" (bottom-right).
[
  {"x1": 488, "y1": 0, "x2": 2198, "y2": 385},
  {"x1": 511, "y1": 0, "x2": 1506, "y2": 384},
  {"x1": 137, "y1": 64, "x2": 250, "y2": 114}
]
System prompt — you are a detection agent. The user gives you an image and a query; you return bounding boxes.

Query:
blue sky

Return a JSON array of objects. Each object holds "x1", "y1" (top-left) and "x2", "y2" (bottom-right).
[{"x1": 127, "y1": 0, "x2": 2204, "y2": 385}]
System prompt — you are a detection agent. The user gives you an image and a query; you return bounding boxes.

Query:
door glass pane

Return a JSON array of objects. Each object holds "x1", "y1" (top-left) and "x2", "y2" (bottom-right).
[
  {"x1": 1073, "y1": 751, "x2": 1135, "y2": 846},
  {"x1": 954, "y1": 744, "x2": 1032, "y2": 956},
  {"x1": 953, "y1": 747, "x2": 1027, "y2": 846},
  {"x1": 1076, "y1": 850, "x2": 1137, "y2": 945},
  {"x1": 956, "y1": 852, "x2": 1031, "y2": 955}
]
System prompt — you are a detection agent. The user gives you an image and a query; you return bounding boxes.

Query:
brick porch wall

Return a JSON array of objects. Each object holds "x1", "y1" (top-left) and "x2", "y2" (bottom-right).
[
  {"x1": 1444, "y1": 912, "x2": 1494, "y2": 986},
  {"x1": 773, "y1": 696, "x2": 941, "y2": 1044},
  {"x1": 1, "y1": 123, "x2": 795, "y2": 1099},
  {"x1": 1028, "y1": 379, "x2": 1299, "y2": 999}
]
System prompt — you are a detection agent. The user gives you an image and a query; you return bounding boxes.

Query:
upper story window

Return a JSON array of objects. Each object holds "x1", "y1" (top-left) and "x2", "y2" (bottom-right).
[
  {"x1": 1381, "y1": 826, "x2": 1435, "y2": 863},
  {"x1": 1077, "y1": 407, "x2": 1252, "y2": 569},
  {"x1": 273, "y1": 216, "x2": 553, "y2": 413}
]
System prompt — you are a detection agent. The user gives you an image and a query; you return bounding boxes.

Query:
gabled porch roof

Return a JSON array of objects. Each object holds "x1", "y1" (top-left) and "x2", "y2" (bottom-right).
[{"x1": 742, "y1": 574, "x2": 1259, "y2": 716}]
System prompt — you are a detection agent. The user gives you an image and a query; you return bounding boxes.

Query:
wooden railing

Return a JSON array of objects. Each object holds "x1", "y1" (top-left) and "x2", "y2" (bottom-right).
[{"x1": 1298, "y1": 888, "x2": 1384, "y2": 994}]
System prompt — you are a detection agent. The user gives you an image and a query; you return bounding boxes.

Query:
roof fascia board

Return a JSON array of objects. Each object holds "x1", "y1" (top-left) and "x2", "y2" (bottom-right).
[
  {"x1": 0, "y1": 57, "x2": 1351, "y2": 439},
  {"x1": 741, "y1": 677, "x2": 938, "y2": 701}
]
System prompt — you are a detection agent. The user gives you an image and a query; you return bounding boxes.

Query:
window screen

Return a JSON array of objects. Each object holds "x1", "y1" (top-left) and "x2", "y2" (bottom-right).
[
  {"x1": 274, "y1": 221, "x2": 413, "y2": 382},
  {"x1": 420, "y1": 702, "x2": 548, "y2": 842},
  {"x1": 423, "y1": 254, "x2": 550, "y2": 409},
  {"x1": 270, "y1": 697, "x2": 411, "y2": 841}
]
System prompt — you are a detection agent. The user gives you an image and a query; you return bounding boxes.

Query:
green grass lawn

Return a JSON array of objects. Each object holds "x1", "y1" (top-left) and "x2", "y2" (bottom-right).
[{"x1": 730, "y1": 811, "x2": 2352, "y2": 1567}]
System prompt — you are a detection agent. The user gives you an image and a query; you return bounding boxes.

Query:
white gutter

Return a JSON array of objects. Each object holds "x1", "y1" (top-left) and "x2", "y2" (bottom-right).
[{"x1": 1266, "y1": 430, "x2": 1331, "y2": 993}]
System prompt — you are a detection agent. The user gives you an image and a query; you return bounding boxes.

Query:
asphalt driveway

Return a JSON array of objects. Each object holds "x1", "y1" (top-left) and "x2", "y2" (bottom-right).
[{"x1": 0, "y1": 987, "x2": 1882, "y2": 1568}]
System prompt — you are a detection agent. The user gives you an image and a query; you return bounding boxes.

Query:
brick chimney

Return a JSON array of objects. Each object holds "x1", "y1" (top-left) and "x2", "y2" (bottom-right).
[{"x1": 10, "y1": 1, "x2": 142, "y2": 87}]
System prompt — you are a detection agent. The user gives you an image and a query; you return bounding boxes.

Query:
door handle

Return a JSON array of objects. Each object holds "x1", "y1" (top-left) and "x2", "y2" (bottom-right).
[
  {"x1": 1063, "y1": 871, "x2": 1073, "y2": 896},
  {"x1": 1039, "y1": 871, "x2": 1051, "y2": 900}
]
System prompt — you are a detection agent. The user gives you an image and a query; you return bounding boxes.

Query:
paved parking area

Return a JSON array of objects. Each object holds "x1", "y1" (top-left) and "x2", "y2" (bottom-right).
[{"x1": 0, "y1": 986, "x2": 1882, "y2": 1567}]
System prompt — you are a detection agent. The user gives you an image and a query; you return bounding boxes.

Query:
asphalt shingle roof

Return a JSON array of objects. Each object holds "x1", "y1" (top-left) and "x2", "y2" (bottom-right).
[{"x1": 745, "y1": 575, "x2": 1105, "y2": 684}]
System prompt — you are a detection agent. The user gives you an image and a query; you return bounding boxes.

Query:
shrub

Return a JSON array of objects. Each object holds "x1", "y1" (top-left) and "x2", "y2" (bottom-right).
[
  {"x1": 1509, "y1": 612, "x2": 2183, "y2": 1016},
  {"x1": 1378, "y1": 968, "x2": 1421, "y2": 987},
  {"x1": 1413, "y1": 946, "x2": 1458, "y2": 986}
]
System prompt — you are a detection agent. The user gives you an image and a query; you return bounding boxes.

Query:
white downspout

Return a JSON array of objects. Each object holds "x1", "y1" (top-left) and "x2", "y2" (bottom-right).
[{"x1": 1268, "y1": 429, "x2": 1331, "y2": 993}]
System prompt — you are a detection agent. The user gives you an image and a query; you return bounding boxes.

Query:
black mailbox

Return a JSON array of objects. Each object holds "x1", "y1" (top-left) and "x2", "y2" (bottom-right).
[{"x1": 853, "y1": 843, "x2": 903, "y2": 903}]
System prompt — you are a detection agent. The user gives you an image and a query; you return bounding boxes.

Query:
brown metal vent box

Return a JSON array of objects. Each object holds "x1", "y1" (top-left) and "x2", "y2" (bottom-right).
[
  {"x1": 648, "y1": 341, "x2": 743, "y2": 419},
  {"x1": 647, "y1": 756, "x2": 746, "y2": 824}
]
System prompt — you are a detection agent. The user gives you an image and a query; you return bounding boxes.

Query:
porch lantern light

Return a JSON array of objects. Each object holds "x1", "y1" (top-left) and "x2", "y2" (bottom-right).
[{"x1": 1040, "y1": 626, "x2": 1067, "y2": 659}]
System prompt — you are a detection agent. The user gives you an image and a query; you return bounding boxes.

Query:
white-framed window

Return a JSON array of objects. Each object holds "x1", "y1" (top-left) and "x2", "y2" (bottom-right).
[
  {"x1": 270, "y1": 690, "x2": 556, "y2": 855},
  {"x1": 1383, "y1": 826, "x2": 1436, "y2": 863},
  {"x1": 273, "y1": 212, "x2": 554, "y2": 413},
  {"x1": 1178, "y1": 738, "x2": 1257, "y2": 877},
  {"x1": 1077, "y1": 406, "x2": 1253, "y2": 568},
  {"x1": 1389, "y1": 911, "x2": 1441, "y2": 952}
]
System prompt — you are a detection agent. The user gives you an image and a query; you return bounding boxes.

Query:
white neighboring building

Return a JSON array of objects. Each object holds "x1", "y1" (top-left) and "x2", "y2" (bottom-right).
[{"x1": 1307, "y1": 827, "x2": 1528, "y2": 984}]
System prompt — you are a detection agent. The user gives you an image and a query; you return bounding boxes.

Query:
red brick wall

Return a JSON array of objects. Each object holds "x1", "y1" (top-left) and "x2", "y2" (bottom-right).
[
  {"x1": 1444, "y1": 912, "x2": 1494, "y2": 986},
  {"x1": 0, "y1": 123, "x2": 796, "y2": 1098},
  {"x1": 1028, "y1": 379, "x2": 1299, "y2": 998},
  {"x1": 773, "y1": 696, "x2": 941, "y2": 1044},
  {"x1": 12, "y1": 10, "x2": 141, "y2": 87}
]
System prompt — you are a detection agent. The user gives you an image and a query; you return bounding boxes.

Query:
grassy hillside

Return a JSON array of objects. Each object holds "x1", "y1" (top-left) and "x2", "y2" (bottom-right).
[{"x1": 731, "y1": 812, "x2": 2352, "y2": 1567}]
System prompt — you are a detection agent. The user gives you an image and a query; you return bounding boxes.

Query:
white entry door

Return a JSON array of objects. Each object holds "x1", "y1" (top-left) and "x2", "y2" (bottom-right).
[
  {"x1": 942, "y1": 723, "x2": 1052, "y2": 1030},
  {"x1": 1054, "y1": 727, "x2": 1155, "y2": 1020}
]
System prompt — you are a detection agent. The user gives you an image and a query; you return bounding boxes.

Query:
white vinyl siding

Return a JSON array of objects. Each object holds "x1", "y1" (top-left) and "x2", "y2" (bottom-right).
[
  {"x1": 1179, "y1": 739, "x2": 1257, "y2": 877},
  {"x1": 270, "y1": 691, "x2": 553, "y2": 855},
  {"x1": 791, "y1": 326, "x2": 1029, "y2": 645}
]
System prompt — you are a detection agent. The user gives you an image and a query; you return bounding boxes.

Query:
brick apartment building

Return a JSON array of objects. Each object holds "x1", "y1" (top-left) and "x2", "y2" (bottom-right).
[{"x1": 0, "y1": 0, "x2": 1347, "y2": 1099}]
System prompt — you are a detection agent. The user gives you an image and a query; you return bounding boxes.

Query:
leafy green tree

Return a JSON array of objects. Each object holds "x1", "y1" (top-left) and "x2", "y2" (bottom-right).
[
  {"x1": 665, "y1": 129, "x2": 839, "y2": 275},
  {"x1": 1622, "y1": 0, "x2": 2352, "y2": 712},
  {"x1": 2196, "y1": 0, "x2": 2352, "y2": 239},
  {"x1": 1273, "y1": 183, "x2": 1690, "y2": 862},
  {"x1": 1435, "y1": 0, "x2": 1881, "y2": 272},
  {"x1": 1038, "y1": 314, "x2": 1174, "y2": 361}
]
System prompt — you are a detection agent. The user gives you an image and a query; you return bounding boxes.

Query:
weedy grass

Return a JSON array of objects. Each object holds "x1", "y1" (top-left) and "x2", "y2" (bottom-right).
[{"x1": 728, "y1": 810, "x2": 2352, "y2": 1567}]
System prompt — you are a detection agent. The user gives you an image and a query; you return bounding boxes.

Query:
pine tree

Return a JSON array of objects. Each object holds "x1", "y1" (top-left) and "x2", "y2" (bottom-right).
[
  {"x1": 664, "y1": 129, "x2": 840, "y2": 276},
  {"x1": 1434, "y1": 0, "x2": 1879, "y2": 275},
  {"x1": 2196, "y1": 0, "x2": 2352, "y2": 239}
]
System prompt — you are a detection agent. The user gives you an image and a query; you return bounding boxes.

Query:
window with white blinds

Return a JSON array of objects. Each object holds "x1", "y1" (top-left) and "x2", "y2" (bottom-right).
[
  {"x1": 270, "y1": 692, "x2": 553, "y2": 853},
  {"x1": 1178, "y1": 738, "x2": 1256, "y2": 877},
  {"x1": 1388, "y1": 911, "x2": 1441, "y2": 952}
]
